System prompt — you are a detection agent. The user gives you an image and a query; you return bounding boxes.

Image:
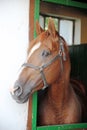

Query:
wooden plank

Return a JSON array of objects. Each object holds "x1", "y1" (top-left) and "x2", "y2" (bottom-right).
[
  {"x1": 27, "y1": 0, "x2": 35, "y2": 130},
  {"x1": 27, "y1": 95, "x2": 33, "y2": 130},
  {"x1": 27, "y1": 0, "x2": 40, "y2": 130},
  {"x1": 29, "y1": 0, "x2": 35, "y2": 42}
]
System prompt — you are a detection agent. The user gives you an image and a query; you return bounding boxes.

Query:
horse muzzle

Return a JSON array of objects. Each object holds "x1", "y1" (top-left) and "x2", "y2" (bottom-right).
[{"x1": 10, "y1": 81, "x2": 30, "y2": 103}]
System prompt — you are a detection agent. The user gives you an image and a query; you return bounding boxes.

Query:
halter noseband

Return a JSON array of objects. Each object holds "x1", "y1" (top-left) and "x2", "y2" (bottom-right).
[{"x1": 22, "y1": 38, "x2": 66, "y2": 90}]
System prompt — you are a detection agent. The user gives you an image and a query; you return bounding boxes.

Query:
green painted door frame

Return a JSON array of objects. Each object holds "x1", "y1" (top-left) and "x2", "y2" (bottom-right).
[
  {"x1": 43, "y1": 0, "x2": 87, "y2": 9},
  {"x1": 32, "y1": 0, "x2": 87, "y2": 129}
]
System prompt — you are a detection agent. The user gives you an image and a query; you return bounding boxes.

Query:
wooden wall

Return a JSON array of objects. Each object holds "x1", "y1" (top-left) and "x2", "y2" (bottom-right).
[
  {"x1": 40, "y1": 1, "x2": 87, "y2": 44},
  {"x1": 27, "y1": 1, "x2": 35, "y2": 129}
]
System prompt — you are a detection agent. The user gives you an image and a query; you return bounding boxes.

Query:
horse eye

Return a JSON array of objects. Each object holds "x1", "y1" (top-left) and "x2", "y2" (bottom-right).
[{"x1": 42, "y1": 50, "x2": 50, "y2": 57}]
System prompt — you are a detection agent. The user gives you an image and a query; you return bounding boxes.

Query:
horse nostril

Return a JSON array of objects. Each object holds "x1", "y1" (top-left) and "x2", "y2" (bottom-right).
[
  {"x1": 14, "y1": 85, "x2": 23, "y2": 97},
  {"x1": 10, "y1": 82, "x2": 23, "y2": 97}
]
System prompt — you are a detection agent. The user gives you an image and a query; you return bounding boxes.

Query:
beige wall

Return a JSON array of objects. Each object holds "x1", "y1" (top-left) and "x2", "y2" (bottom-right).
[
  {"x1": 40, "y1": 2, "x2": 87, "y2": 43},
  {"x1": 0, "y1": 1, "x2": 29, "y2": 130}
]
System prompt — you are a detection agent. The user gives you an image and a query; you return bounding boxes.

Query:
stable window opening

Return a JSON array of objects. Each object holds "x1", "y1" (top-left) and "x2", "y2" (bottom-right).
[{"x1": 40, "y1": 15, "x2": 81, "y2": 45}]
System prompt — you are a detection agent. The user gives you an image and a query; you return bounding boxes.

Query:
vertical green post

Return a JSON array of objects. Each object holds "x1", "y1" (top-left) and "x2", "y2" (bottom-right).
[
  {"x1": 34, "y1": 0, "x2": 40, "y2": 38},
  {"x1": 32, "y1": 92, "x2": 38, "y2": 130},
  {"x1": 32, "y1": 0, "x2": 40, "y2": 130}
]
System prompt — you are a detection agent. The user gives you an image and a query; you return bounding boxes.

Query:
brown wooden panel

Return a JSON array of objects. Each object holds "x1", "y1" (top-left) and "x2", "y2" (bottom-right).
[
  {"x1": 29, "y1": 0, "x2": 35, "y2": 42},
  {"x1": 27, "y1": 95, "x2": 33, "y2": 130},
  {"x1": 27, "y1": 0, "x2": 35, "y2": 130}
]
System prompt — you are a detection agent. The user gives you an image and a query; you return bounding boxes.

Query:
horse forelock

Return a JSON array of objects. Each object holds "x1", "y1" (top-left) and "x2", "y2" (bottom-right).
[{"x1": 39, "y1": 30, "x2": 60, "y2": 52}]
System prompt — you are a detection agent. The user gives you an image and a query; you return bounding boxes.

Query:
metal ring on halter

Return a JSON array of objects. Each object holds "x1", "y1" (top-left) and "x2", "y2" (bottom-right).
[{"x1": 59, "y1": 50, "x2": 62, "y2": 57}]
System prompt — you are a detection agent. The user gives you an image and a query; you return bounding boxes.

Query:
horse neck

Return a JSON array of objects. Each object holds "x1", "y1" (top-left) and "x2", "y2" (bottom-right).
[{"x1": 48, "y1": 58, "x2": 71, "y2": 109}]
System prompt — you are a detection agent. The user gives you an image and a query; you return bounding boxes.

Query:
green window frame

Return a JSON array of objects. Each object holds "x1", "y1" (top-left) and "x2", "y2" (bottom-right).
[
  {"x1": 42, "y1": 0, "x2": 87, "y2": 9},
  {"x1": 32, "y1": 0, "x2": 87, "y2": 130}
]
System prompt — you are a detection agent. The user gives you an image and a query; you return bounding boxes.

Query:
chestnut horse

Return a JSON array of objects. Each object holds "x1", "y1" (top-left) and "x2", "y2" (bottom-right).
[{"x1": 10, "y1": 18, "x2": 87, "y2": 126}]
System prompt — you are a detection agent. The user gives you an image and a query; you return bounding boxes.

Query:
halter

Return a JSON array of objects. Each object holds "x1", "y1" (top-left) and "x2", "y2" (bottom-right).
[{"x1": 22, "y1": 38, "x2": 66, "y2": 90}]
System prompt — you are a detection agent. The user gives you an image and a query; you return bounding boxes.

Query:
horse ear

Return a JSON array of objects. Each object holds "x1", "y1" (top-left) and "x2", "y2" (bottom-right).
[
  {"x1": 36, "y1": 21, "x2": 44, "y2": 36},
  {"x1": 48, "y1": 18, "x2": 56, "y2": 37},
  {"x1": 47, "y1": 18, "x2": 58, "y2": 51}
]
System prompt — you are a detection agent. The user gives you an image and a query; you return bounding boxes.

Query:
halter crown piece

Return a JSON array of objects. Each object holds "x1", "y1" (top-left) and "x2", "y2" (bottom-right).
[
  {"x1": 22, "y1": 37, "x2": 66, "y2": 90},
  {"x1": 59, "y1": 38, "x2": 66, "y2": 61}
]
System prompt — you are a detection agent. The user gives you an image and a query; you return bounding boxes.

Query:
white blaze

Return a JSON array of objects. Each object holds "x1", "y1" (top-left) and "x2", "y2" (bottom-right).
[{"x1": 28, "y1": 42, "x2": 41, "y2": 59}]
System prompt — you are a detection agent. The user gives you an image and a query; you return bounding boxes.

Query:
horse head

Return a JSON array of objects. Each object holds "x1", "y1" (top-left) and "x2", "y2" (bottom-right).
[{"x1": 10, "y1": 18, "x2": 71, "y2": 103}]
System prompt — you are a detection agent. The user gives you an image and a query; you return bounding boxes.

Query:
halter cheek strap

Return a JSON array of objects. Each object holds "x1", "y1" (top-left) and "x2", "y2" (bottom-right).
[
  {"x1": 22, "y1": 38, "x2": 66, "y2": 90},
  {"x1": 38, "y1": 66, "x2": 48, "y2": 90},
  {"x1": 22, "y1": 50, "x2": 62, "y2": 90},
  {"x1": 22, "y1": 63, "x2": 48, "y2": 90}
]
